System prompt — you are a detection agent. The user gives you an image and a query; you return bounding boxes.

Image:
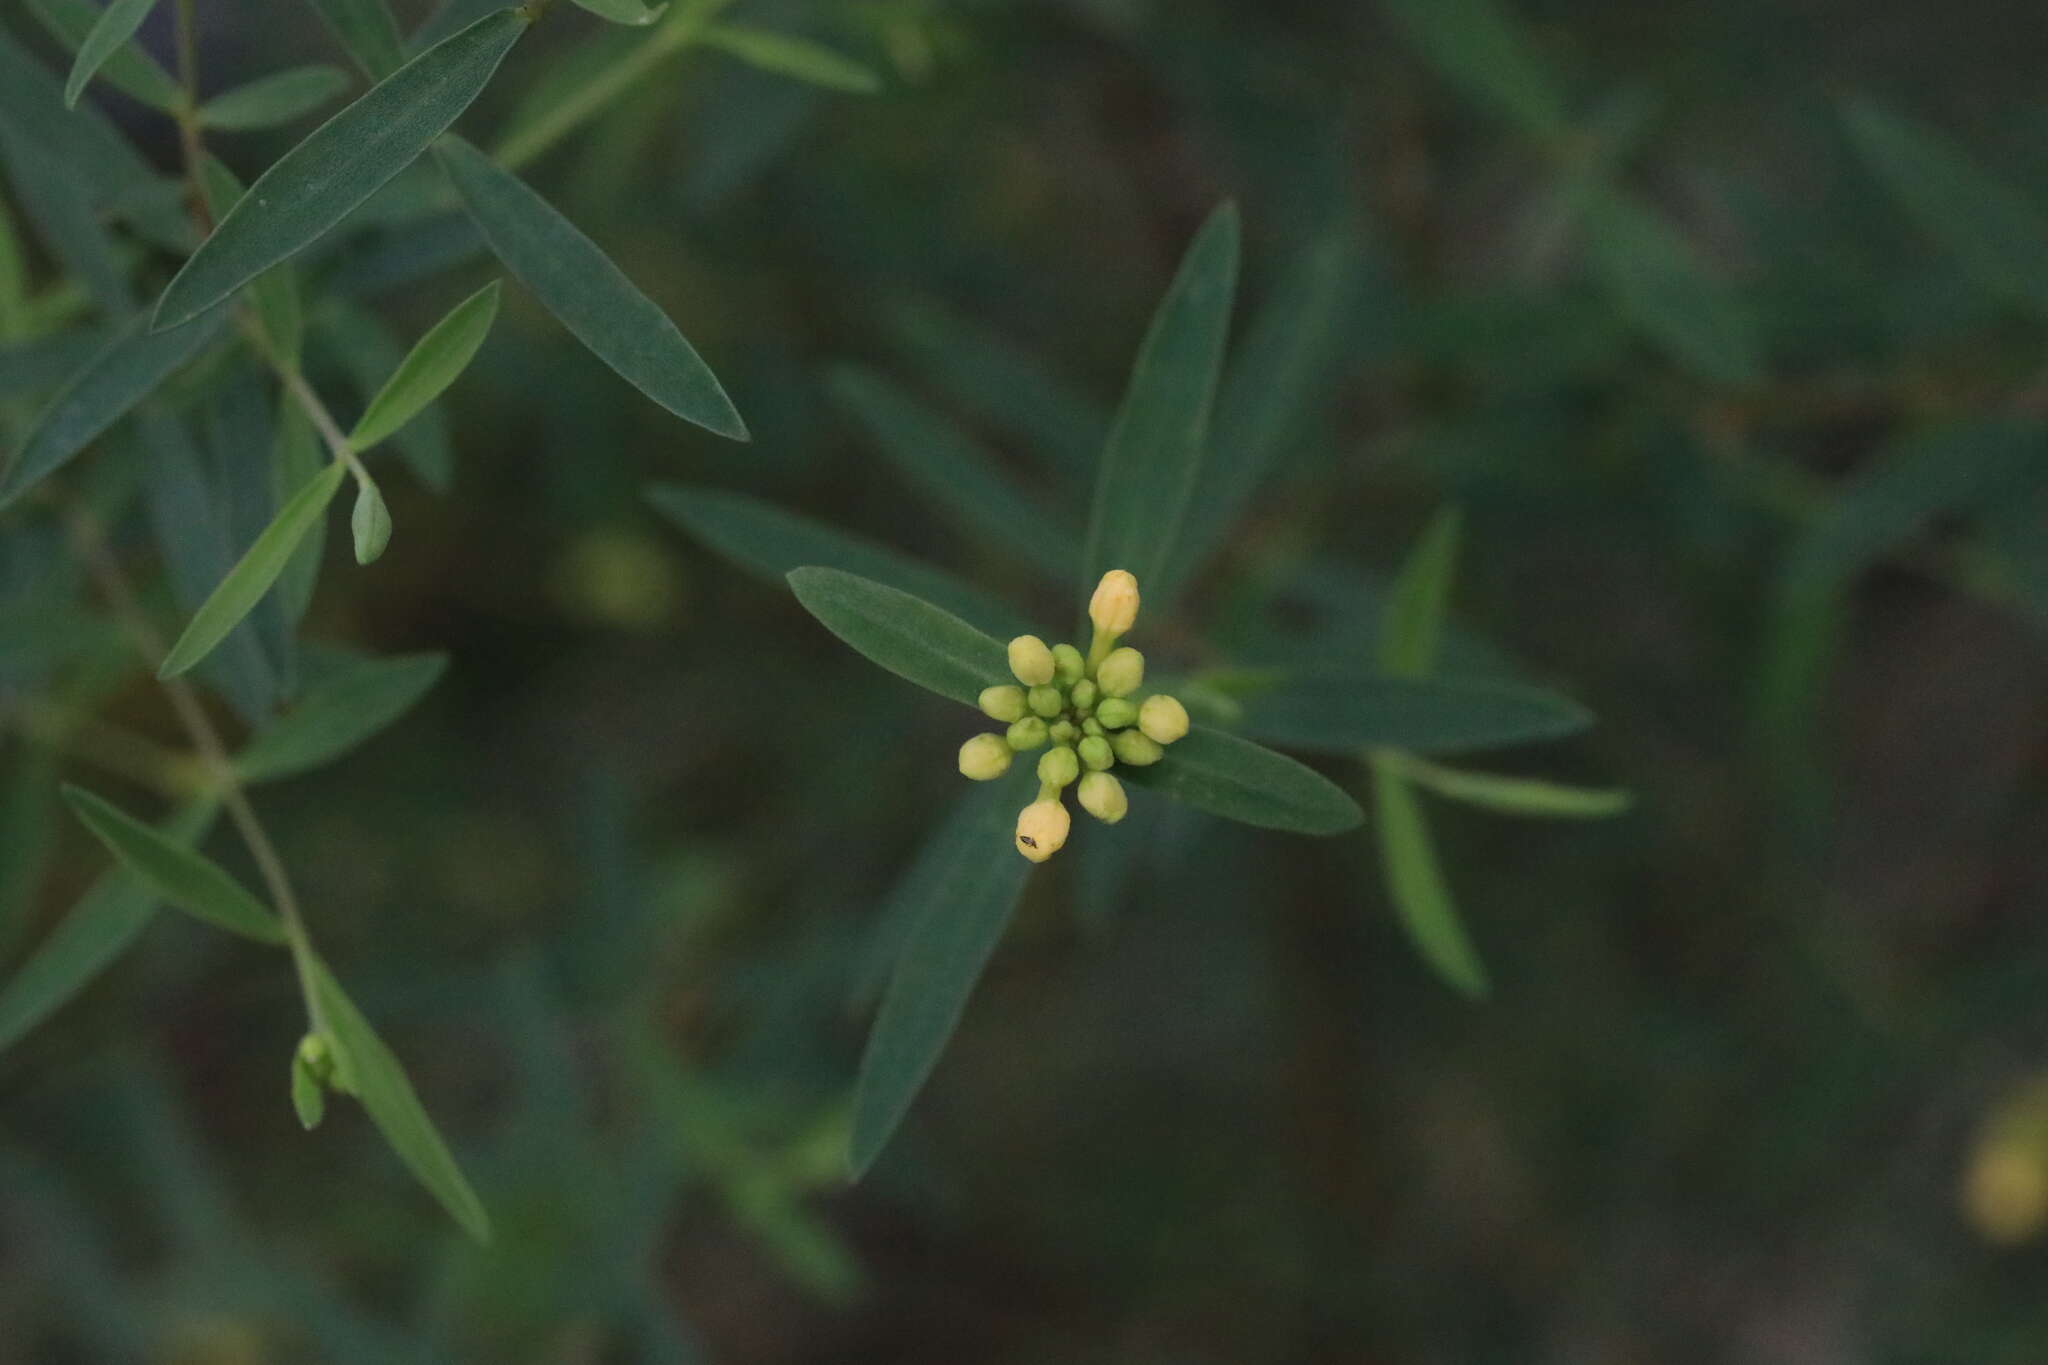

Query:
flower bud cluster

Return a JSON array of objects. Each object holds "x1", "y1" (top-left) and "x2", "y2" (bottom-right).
[{"x1": 954, "y1": 570, "x2": 1190, "y2": 861}]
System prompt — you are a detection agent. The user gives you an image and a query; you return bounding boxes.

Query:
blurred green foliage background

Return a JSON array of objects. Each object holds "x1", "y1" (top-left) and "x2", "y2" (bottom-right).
[{"x1": 7, "y1": 0, "x2": 2048, "y2": 1359}]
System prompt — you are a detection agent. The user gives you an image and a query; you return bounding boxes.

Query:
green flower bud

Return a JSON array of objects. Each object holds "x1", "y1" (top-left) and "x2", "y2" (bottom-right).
[
  {"x1": 1052, "y1": 642, "x2": 1086, "y2": 684},
  {"x1": 1014, "y1": 799, "x2": 1071, "y2": 862},
  {"x1": 1138, "y1": 694, "x2": 1190, "y2": 745},
  {"x1": 958, "y1": 733, "x2": 1013, "y2": 781},
  {"x1": 1006, "y1": 716, "x2": 1049, "y2": 751},
  {"x1": 1096, "y1": 646, "x2": 1145, "y2": 698},
  {"x1": 1069, "y1": 678, "x2": 1099, "y2": 712},
  {"x1": 978, "y1": 685, "x2": 1027, "y2": 723},
  {"x1": 1077, "y1": 771, "x2": 1127, "y2": 824},
  {"x1": 1089, "y1": 569, "x2": 1140, "y2": 636},
  {"x1": 1007, "y1": 634, "x2": 1056, "y2": 686},
  {"x1": 1081, "y1": 717, "x2": 1106, "y2": 738},
  {"x1": 1028, "y1": 684, "x2": 1064, "y2": 719},
  {"x1": 1038, "y1": 744, "x2": 1080, "y2": 788},
  {"x1": 1096, "y1": 696, "x2": 1138, "y2": 730},
  {"x1": 1078, "y1": 734, "x2": 1114, "y2": 771},
  {"x1": 1111, "y1": 729, "x2": 1164, "y2": 766},
  {"x1": 1049, "y1": 720, "x2": 1079, "y2": 746}
]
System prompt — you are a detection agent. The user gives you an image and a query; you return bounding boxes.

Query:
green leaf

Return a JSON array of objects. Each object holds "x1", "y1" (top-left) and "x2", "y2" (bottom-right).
[
  {"x1": 1120, "y1": 725, "x2": 1362, "y2": 834},
  {"x1": 0, "y1": 802, "x2": 219, "y2": 1053},
  {"x1": 347, "y1": 279, "x2": 500, "y2": 449},
  {"x1": 198, "y1": 65, "x2": 352, "y2": 131},
  {"x1": 0, "y1": 123, "x2": 132, "y2": 315},
  {"x1": 1371, "y1": 759, "x2": 1489, "y2": 998},
  {"x1": 159, "y1": 461, "x2": 349, "y2": 679},
  {"x1": 350, "y1": 477, "x2": 391, "y2": 564},
  {"x1": 62, "y1": 787, "x2": 285, "y2": 945},
  {"x1": 271, "y1": 401, "x2": 327, "y2": 627},
  {"x1": 700, "y1": 23, "x2": 881, "y2": 94},
  {"x1": 569, "y1": 0, "x2": 667, "y2": 25},
  {"x1": 1376, "y1": 751, "x2": 1631, "y2": 818},
  {"x1": 849, "y1": 772, "x2": 1034, "y2": 1176},
  {"x1": 303, "y1": 0, "x2": 407, "y2": 81},
  {"x1": 238, "y1": 652, "x2": 448, "y2": 782},
  {"x1": 1581, "y1": 187, "x2": 1760, "y2": 387},
  {"x1": 1081, "y1": 202, "x2": 1239, "y2": 611},
  {"x1": 63, "y1": 0, "x2": 160, "y2": 108},
  {"x1": 1841, "y1": 98, "x2": 2048, "y2": 317},
  {"x1": 1382, "y1": 0, "x2": 1568, "y2": 138},
  {"x1": 1239, "y1": 674, "x2": 1592, "y2": 755},
  {"x1": 1380, "y1": 507, "x2": 1463, "y2": 677},
  {"x1": 435, "y1": 136, "x2": 747, "y2": 439},
  {"x1": 305, "y1": 957, "x2": 491, "y2": 1241},
  {"x1": 643, "y1": 483, "x2": 1032, "y2": 638},
  {"x1": 26, "y1": 0, "x2": 181, "y2": 111},
  {"x1": 197, "y1": 158, "x2": 304, "y2": 367},
  {"x1": 316, "y1": 298, "x2": 454, "y2": 490},
  {"x1": 153, "y1": 9, "x2": 531, "y2": 331},
  {"x1": 785, "y1": 566, "x2": 1010, "y2": 707},
  {"x1": 826, "y1": 365, "x2": 1076, "y2": 582},
  {"x1": 0, "y1": 24, "x2": 161, "y2": 207},
  {"x1": 0, "y1": 308, "x2": 228, "y2": 509}
]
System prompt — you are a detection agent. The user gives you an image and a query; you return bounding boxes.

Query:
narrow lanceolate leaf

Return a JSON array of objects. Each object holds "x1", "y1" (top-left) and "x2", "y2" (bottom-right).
[
  {"x1": 1240, "y1": 674, "x2": 1591, "y2": 755},
  {"x1": 1081, "y1": 202, "x2": 1239, "y2": 610},
  {"x1": 197, "y1": 158, "x2": 303, "y2": 366},
  {"x1": 785, "y1": 566, "x2": 1010, "y2": 707},
  {"x1": 1382, "y1": 0, "x2": 1568, "y2": 139},
  {"x1": 63, "y1": 0, "x2": 160, "y2": 108},
  {"x1": 1380, "y1": 507, "x2": 1463, "y2": 676},
  {"x1": 700, "y1": 23, "x2": 882, "y2": 94},
  {"x1": 1371, "y1": 761, "x2": 1488, "y2": 998},
  {"x1": 272, "y1": 401, "x2": 326, "y2": 627},
  {"x1": 238, "y1": 652, "x2": 448, "y2": 782},
  {"x1": 1582, "y1": 187, "x2": 1760, "y2": 387},
  {"x1": 1842, "y1": 98, "x2": 2048, "y2": 317},
  {"x1": 27, "y1": 0, "x2": 180, "y2": 111},
  {"x1": 827, "y1": 365, "x2": 1076, "y2": 582},
  {"x1": 303, "y1": 0, "x2": 406, "y2": 81},
  {"x1": 435, "y1": 136, "x2": 746, "y2": 439},
  {"x1": 644, "y1": 484, "x2": 1032, "y2": 639},
  {"x1": 0, "y1": 802, "x2": 218, "y2": 1053},
  {"x1": 569, "y1": 0, "x2": 666, "y2": 25},
  {"x1": 198, "y1": 66, "x2": 352, "y2": 131},
  {"x1": 306, "y1": 957, "x2": 492, "y2": 1241},
  {"x1": 160, "y1": 461, "x2": 349, "y2": 679},
  {"x1": 850, "y1": 772, "x2": 1034, "y2": 1177},
  {"x1": 153, "y1": 9, "x2": 531, "y2": 331},
  {"x1": 348, "y1": 279, "x2": 500, "y2": 449},
  {"x1": 0, "y1": 309, "x2": 227, "y2": 509},
  {"x1": 1376, "y1": 751, "x2": 1631, "y2": 818},
  {"x1": 1120, "y1": 726, "x2": 1362, "y2": 834},
  {"x1": 62, "y1": 787, "x2": 285, "y2": 945},
  {"x1": 350, "y1": 477, "x2": 391, "y2": 564}
]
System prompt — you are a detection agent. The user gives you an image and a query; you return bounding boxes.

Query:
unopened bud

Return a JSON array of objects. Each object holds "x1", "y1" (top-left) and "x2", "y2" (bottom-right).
[
  {"x1": 1038, "y1": 745, "x2": 1080, "y2": 788},
  {"x1": 1089, "y1": 569, "x2": 1140, "y2": 636},
  {"x1": 978, "y1": 685, "x2": 1027, "y2": 723},
  {"x1": 1078, "y1": 735, "x2": 1114, "y2": 771},
  {"x1": 1096, "y1": 647, "x2": 1144, "y2": 698},
  {"x1": 958, "y1": 733, "x2": 1013, "y2": 780},
  {"x1": 1110, "y1": 729, "x2": 1164, "y2": 766},
  {"x1": 1081, "y1": 717, "x2": 1106, "y2": 738},
  {"x1": 1077, "y1": 771, "x2": 1127, "y2": 823},
  {"x1": 1007, "y1": 634, "x2": 1055, "y2": 686},
  {"x1": 1138, "y1": 694, "x2": 1190, "y2": 744},
  {"x1": 1095, "y1": 697, "x2": 1138, "y2": 730},
  {"x1": 1028, "y1": 684, "x2": 1064, "y2": 719},
  {"x1": 1006, "y1": 716, "x2": 1049, "y2": 751},
  {"x1": 1052, "y1": 643, "x2": 1086, "y2": 684},
  {"x1": 1069, "y1": 678, "x2": 1099, "y2": 712},
  {"x1": 1014, "y1": 799, "x2": 1071, "y2": 862},
  {"x1": 1049, "y1": 720, "x2": 1079, "y2": 746}
]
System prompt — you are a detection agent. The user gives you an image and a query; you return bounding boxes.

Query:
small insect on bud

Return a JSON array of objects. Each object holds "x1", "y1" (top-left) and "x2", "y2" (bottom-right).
[
  {"x1": 1038, "y1": 744, "x2": 1081, "y2": 788},
  {"x1": 1006, "y1": 715, "x2": 1050, "y2": 751},
  {"x1": 1007, "y1": 634, "x2": 1056, "y2": 686},
  {"x1": 1138, "y1": 694, "x2": 1190, "y2": 745},
  {"x1": 979, "y1": 685, "x2": 1027, "y2": 723},
  {"x1": 1111, "y1": 728, "x2": 1164, "y2": 766},
  {"x1": 1096, "y1": 646, "x2": 1144, "y2": 698},
  {"x1": 1078, "y1": 734, "x2": 1114, "y2": 771},
  {"x1": 1095, "y1": 697, "x2": 1138, "y2": 731},
  {"x1": 1089, "y1": 569, "x2": 1140, "y2": 636},
  {"x1": 1069, "y1": 678, "x2": 1099, "y2": 712},
  {"x1": 1014, "y1": 799, "x2": 1071, "y2": 862},
  {"x1": 1049, "y1": 720, "x2": 1079, "y2": 746},
  {"x1": 1028, "y1": 684, "x2": 1064, "y2": 719},
  {"x1": 1077, "y1": 771, "x2": 1127, "y2": 824},
  {"x1": 958, "y1": 733, "x2": 1013, "y2": 781},
  {"x1": 1052, "y1": 642, "x2": 1086, "y2": 684}
]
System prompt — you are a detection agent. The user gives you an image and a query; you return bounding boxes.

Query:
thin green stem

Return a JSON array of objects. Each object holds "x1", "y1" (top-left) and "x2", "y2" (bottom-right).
[{"x1": 5, "y1": 698, "x2": 201, "y2": 795}]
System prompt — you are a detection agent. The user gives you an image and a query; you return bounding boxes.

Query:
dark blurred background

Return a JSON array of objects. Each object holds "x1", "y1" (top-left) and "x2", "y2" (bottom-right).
[{"x1": 7, "y1": 0, "x2": 2048, "y2": 1360}]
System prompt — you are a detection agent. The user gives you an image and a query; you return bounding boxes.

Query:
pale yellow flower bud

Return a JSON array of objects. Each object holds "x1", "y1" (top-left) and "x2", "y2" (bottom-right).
[
  {"x1": 1110, "y1": 729, "x2": 1164, "y2": 766},
  {"x1": 1007, "y1": 634, "x2": 1056, "y2": 685},
  {"x1": 1138, "y1": 694, "x2": 1190, "y2": 745},
  {"x1": 1038, "y1": 744, "x2": 1080, "y2": 788},
  {"x1": 1096, "y1": 647, "x2": 1144, "y2": 698},
  {"x1": 1005, "y1": 716, "x2": 1049, "y2": 750},
  {"x1": 1089, "y1": 570, "x2": 1140, "y2": 636},
  {"x1": 959, "y1": 733, "x2": 1013, "y2": 780},
  {"x1": 978, "y1": 685, "x2": 1027, "y2": 723},
  {"x1": 1014, "y1": 799, "x2": 1071, "y2": 862},
  {"x1": 1077, "y1": 771, "x2": 1127, "y2": 824}
]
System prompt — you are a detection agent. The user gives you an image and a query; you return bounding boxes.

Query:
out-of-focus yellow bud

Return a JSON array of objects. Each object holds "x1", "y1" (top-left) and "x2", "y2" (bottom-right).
[
  {"x1": 1096, "y1": 646, "x2": 1144, "y2": 697},
  {"x1": 1005, "y1": 716, "x2": 1049, "y2": 751},
  {"x1": 1095, "y1": 697, "x2": 1138, "y2": 730},
  {"x1": 958, "y1": 733, "x2": 1013, "y2": 781},
  {"x1": 1138, "y1": 694, "x2": 1190, "y2": 744},
  {"x1": 1007, "y1": 634, "x2": 1056, "y2": 686},
  {"x1": 978, "y1": 685, "x2": 1027, "y2": 723},
  {"x1": 1038, "y1": 745, "x2": 1080, "y2": 788},
  {"x1": 1052, "y1": 643, "x2": 1086, "y2": 684},
  {"x1": 1028, "y1": 684, "x2": 1064, "y2": 718},
  {"x1": 1014, "y1": 800, "x2": 1071, "y2": 861},
  {"x1": 1965, "y1": 1143, "x2": 2048, "y2": 1246},
  {"x1": 1078, "y1": 735, "x2": 1114, "y2": 771},
  {"x1": 1077, "y1": 771, "x2": 1127, "y2": 823},
  {"x1": 1089, "y1": 569, "x2": 1140, "y2": 636},
  {"x1": 1111, "y1": 729, "x2": 1164, "y2": 766}
]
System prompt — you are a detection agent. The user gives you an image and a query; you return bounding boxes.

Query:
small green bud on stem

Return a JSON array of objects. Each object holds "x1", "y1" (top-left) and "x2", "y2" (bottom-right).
[
  {"x1": 1028, "y1": 684, "x2": 1064, "y2": 718},
  {"x1": 979, "y1": 685, "x2": 1027, "y2": 723},
  {"x1": 1052, "y1": 642, "x2": 1086, "y2": 684},
  {"x1": 1078, "y1": 734, "x2": 1114, "y2": 771},
  {"x1": 1069, "y1": 678, "x2": 1099, "y2": 712},
  {"x1": 1007, "y1": 634, "x2": 1056, "y2": 686},
  {"x1": 1006, "y1": 716, "x2": 1049, "y2": 750},
  {"x1": 1038, "y1": 744, "x2": 1080, "y2": 788},
  {"x1": 1095, "y1": 697, "x2": 1138, "y2": 730},
  {"x1": 1096, "y1": 647, "x2": 1144, "y2": 698},
  {"x1": 1050, "y1": 720, "x2": 1079, "y2": 746},
  {"x1": 959, "y1": 733, "x2": 1013, "y2": 780},
  {"x1": 1138, "y1": 694, "x2": 1190, "y2": 745},
  {"x1": 1082, "y1": 717, "x2": 1105, "y2": 738},
  {"x1": 1110, "y1": 729, "x2": 1164, "y2": 766},
  {"x1": 1077, "y1": 771, "x2": 1127, "y2": 823}
]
